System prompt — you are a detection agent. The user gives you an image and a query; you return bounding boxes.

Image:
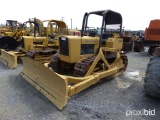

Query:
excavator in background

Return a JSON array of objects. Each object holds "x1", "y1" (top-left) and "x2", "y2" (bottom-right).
[
  {"x1": 0, "y1": 18, "x2": 71, "y2": 69},
  {"x1": 20, "y1": 10, "x2": 128, "y2": 110},
  {"x1": 133, "y1": 19, "x2": 160, "y2": 54}
]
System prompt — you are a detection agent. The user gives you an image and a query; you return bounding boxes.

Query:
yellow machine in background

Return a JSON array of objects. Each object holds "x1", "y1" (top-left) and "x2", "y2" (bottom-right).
[
  {"x1": 0, "y1": 20, "x2": 25, "y2": 51},
  {"x1": 0, "y1": 18, "x2": 69, "y2": 68},
  {"x1": 2, "y1": 21, "x2": 24, "y2": 38},
  {"x1": 21, "y1": 10, "x2": 128, "y2": 110},
  {"x1": 0, "y1": 20, "x2": 19, "y2": 36}
]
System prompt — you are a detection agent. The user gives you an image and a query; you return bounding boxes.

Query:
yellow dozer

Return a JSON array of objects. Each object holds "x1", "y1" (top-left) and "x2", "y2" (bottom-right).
[
  {"x1": 0, "y1": 18, "x2": 68, "y2": 68},
  {"x1": 20, "y1": 10, "x2": 128, "y2": 110}
]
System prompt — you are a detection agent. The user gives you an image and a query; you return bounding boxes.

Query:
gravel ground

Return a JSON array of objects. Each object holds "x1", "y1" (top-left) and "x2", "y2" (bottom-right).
[{"x1": 0, "y1": 48, "x2": 160, "y2": 120}]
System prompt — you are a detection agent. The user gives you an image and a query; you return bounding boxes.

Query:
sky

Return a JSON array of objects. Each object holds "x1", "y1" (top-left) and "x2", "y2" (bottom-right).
[{"x1": 0, "y1": 0, "x2": 159, "y2": 30}]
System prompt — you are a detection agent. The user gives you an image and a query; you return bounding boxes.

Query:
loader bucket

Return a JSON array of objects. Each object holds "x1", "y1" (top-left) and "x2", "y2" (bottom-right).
[
  {"x1": 0, "y1": 49, "x2": 17, "y2": 69},
  {"x1": 21, "y1": 57, "x2": 68, "y2": 110}
]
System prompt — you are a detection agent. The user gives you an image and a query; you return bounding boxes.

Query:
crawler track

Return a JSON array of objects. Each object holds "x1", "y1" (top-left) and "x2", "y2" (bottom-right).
[
  {"x1": 26, "y1": 49, "x2": 57, "y2": 61},
  {"x1": 49, "y1": 52, "x2": 128, "y2": 77},
  {"x1": 120, "y1": 52, "x2": 128, "y2": 71},
  {"x1": 74, "y1": 56, "x2": 96, "y2": 77}
]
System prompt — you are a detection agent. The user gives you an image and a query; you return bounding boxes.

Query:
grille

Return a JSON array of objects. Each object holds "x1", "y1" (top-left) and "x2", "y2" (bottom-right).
[
  {"x1": 81, "y1": 44, "x2": 94, "y2": 55},
  {"x1": 59, "y1": 37, "x2": 69, "y2": 56}
]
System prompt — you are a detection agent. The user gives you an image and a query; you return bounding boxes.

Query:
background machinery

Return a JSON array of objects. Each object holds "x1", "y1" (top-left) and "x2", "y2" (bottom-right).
[
  {"x1": 0, "y1": 20, "x2": 19, "y2": 36},
  {"x1": 20, "y1": 10, "x2": 128, "y2": 110},
  {"x1": 121, "y1": 31, "x2": 134, "y2": 52},
  {"x1": 133, "y1": 19, "x2": 160, "y2": 54},
  {"x1": 0, "y1": 18, "x2": 68, "y2": 68},
  {"x1": 0, "y1": 20, "x2": 23, "y2": 51}
]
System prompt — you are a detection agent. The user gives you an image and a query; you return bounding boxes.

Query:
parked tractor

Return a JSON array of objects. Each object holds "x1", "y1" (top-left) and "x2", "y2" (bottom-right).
[{"x1": 20, "y1": 10, "x2": 128, "y2": 110}]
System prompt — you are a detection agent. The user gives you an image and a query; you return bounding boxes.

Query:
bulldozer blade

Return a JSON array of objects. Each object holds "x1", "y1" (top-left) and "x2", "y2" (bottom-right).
[
  {"x1": 21, "y1": 57, "x2": 68, "y2": 110},
  {"x1": 0, "y1": 49, "x2": 17, "y2": 69}
]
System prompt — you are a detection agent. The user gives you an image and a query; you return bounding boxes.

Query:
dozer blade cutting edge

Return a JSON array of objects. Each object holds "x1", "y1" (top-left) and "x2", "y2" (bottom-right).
[
  {"x1": 21, "y1": 57, "x2": 125, "y2": 110},
  {"x1": 0, "y1": 49, "x2": 17, "y2": 69},
  {"x1": 21, "y1": 57, "x2": 68, "y2": 110}
]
